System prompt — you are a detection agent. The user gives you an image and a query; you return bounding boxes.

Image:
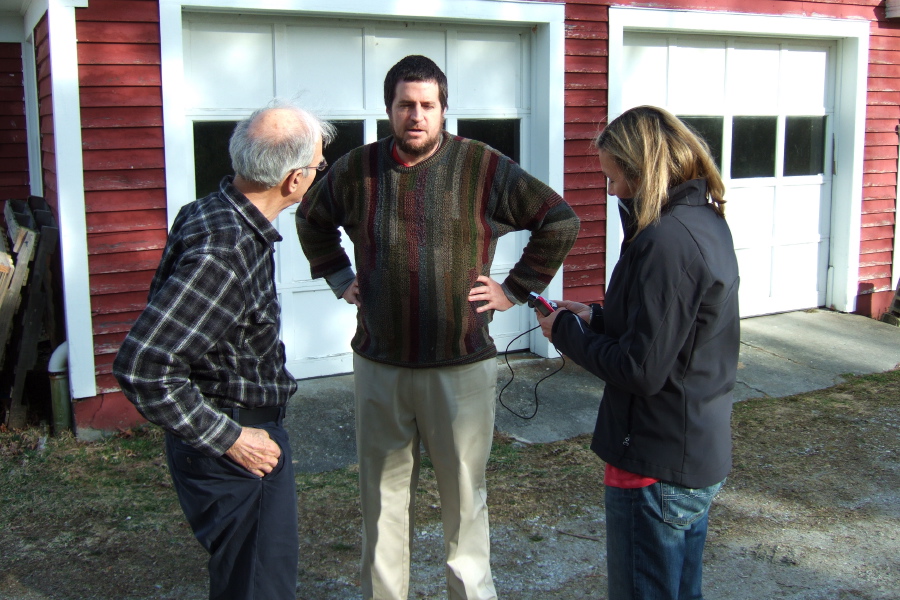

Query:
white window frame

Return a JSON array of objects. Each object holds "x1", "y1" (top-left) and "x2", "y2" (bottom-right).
[
  {"x1": 160, "y1": 0, "x2": 566, "y2": 357},
  {"x1": 607, "y1": 6, "x2": 870, "y2": 314}
]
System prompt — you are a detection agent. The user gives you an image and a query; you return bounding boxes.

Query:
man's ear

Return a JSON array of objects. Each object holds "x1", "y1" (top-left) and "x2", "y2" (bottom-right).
[{"x1": 283, "y1": 168, "x2": 303, "y2": 195}]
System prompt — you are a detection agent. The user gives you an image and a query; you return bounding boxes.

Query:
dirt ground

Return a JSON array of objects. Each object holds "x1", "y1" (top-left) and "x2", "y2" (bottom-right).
[{"x1": 1, "y1": 370, "x2": 898, "y2": 600}]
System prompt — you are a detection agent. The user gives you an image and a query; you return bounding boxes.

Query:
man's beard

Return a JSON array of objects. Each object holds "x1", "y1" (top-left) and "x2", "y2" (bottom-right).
[{"x1": 392, "y1": 119, "x2": 444, "y2": 158}]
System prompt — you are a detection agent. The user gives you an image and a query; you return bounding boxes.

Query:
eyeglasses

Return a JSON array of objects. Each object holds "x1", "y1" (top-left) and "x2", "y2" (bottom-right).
[{"x1": 302, "y1": 158, "x2": 328, "y2": 173}]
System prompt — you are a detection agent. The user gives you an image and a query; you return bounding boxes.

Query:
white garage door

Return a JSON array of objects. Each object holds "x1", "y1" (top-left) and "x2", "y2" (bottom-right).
[
  {"x1": 182, "y1": 13, "x2": 538, "y2": 378},
  {"x1": 622, "y1": 33, "x2": 835, "y2": 317}
]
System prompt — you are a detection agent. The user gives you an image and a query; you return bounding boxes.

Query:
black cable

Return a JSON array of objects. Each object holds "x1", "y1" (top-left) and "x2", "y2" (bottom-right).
[{"x1": 497, "y1": 325, "x2": 566, "y2": 419}]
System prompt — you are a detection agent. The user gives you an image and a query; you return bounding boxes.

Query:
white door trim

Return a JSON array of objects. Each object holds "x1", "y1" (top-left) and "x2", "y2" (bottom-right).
[
  {"x1": 160, "y1": 0, "x2": 566, "y2": 359},
  {"x1": 607, "y1": 6, "x2": 869, "y2": 314}
]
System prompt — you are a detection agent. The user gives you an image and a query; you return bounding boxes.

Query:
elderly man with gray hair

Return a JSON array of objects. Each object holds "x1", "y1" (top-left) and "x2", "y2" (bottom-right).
[{"x1": 114, "y1": 101, "x2": 334, "y2": 600}]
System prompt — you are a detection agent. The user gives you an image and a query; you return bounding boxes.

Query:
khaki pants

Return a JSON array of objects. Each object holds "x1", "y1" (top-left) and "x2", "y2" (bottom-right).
[{"x1": 354, "y1": 354, "x2": 499, "y2": 600}]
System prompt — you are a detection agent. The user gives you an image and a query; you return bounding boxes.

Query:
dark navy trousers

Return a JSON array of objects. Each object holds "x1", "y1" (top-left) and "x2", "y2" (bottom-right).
[{"x1": 165, "y1": 422, "x2": 298, "y2": 600}]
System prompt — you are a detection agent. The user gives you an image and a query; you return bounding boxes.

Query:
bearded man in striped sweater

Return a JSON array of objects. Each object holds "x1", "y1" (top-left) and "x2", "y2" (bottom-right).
[{"x1": 297, "y1": 55, "x2": 579, "y2": 600}]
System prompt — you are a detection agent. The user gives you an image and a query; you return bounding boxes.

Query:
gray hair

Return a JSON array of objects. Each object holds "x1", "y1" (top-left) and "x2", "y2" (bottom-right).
[{"x1": 229, "y1": 100, "x2": 336, "y2": 188}]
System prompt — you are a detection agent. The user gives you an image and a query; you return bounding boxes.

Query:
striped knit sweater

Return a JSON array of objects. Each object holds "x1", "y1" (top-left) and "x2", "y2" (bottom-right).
[{"x1": 297, "y1": 132, "x2": 580, "y2": 368}]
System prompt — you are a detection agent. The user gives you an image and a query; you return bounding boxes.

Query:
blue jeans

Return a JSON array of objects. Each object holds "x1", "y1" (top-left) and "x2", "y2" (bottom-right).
[{"x1": 605, "y1": 479, "x2": 724, "y2": 600}]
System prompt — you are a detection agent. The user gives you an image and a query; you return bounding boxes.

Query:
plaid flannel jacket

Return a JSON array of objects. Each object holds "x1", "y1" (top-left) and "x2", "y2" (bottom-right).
[{"x1": 113, "y1": 177, "x2": 297, "y2": 456}]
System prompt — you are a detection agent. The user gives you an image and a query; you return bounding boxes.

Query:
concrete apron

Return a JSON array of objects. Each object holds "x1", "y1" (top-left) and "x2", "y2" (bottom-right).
[{"x1": 285, "y1": 309, "x2": 900, "y2": 473}]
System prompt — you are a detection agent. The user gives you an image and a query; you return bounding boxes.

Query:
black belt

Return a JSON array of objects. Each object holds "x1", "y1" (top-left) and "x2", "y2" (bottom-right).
[{"x1": 221, "y1": 406, "x2": 284, "y2": 426}]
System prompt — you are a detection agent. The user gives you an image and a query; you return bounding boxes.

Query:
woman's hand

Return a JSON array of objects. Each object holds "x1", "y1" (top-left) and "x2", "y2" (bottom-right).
[{"x1": 535, "y1": 300, "x2": 590, "y2": 341}]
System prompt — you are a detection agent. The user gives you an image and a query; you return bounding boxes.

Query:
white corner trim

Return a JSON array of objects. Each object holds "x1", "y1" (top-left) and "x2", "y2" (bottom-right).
[
  {"x1": 893, "y1": 129, "x2": 900, "y2": 293},
  {"x1": 22, "y1": 33, "x2": 41, "y2": 197},
  {"x1": 606, "y1": 6, "x2": 870, "y2": 314},
  {"x1": 48, "y1": 0, "x2": 96, "y2": 398}
]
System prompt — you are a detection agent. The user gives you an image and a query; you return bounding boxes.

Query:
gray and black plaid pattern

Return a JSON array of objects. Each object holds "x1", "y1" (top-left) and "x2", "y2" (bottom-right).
[{"x1": 113, "y1": 177, "x2": 297, "y2": 456}]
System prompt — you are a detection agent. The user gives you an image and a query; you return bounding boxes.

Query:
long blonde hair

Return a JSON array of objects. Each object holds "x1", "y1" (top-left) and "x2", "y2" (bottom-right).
[{"x1": 594, "y1": 106, "x2": 725, "y2": 236}]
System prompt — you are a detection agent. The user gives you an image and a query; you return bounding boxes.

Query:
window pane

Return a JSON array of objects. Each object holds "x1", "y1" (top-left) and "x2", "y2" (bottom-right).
[
  {"x1": 457, "y1": 119, "x2": 520, "y2": 163},
  {"x1": 731, "y1": 116, "x2": 777, "y2": 179},
  {"x1": 784, "y1": 116, "x2": 826, "y2": 176},
  {"x1": 678, "y1": 116, "x2": 723, "y2": 169},
  {"x1": 193, "y1": 121, "x2": 236, "y2": 198},
  {"x1": 377, "y1": 120, "x2": 392, "y2": 140},
  {"x1": 319, "y1": 120, "x2": 364, "y2": 184}
]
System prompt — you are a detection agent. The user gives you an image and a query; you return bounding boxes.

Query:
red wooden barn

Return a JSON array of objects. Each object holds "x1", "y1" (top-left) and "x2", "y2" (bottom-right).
[{"x1": 0, "y1": 0, "x2": 897, "y2": 436}]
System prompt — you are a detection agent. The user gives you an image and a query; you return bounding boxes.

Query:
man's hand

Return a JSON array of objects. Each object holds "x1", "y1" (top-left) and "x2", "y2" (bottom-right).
[
  {"x1": 468, "y1": 275, "x2": 514, "y2": 313},
  {"x1": 224, "y1": 427, "x2": 282, "y2": 477},
  {"x1": 535, "y1": 299, "x2": 590, "y2": 340},
  {"x1": 342, "y1": 278, "x2": 361, "y2": 307}
]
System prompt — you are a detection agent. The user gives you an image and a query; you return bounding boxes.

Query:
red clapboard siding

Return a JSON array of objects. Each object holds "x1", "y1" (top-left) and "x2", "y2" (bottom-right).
[
  {"x1": 76, "y1": 22, "x2": 160, "y2": 44},
  {"x1": 570, "y1": 204, "x2": 605, "y2": 222},
  {"x1": 566, "y1": 72, "x2": 608, "y2": 90},
  {"x1": 565, "y1": 172, "x2": 604, "y2": 191},
  {"x1": 563, "y1": 283, "x2": 605, "y2": 306},
  {"x1": 565, "y1": 138, "x2": 599, "y2": 156},
  {"x1": 862, "y1": 198, "x2": 897, "y2": 213},
  {"x1": 91, "y1": 290, "x2": 150, "y2": 316},
  {"x1": 78, "y1": 43, "x2": 161, "y2": 66},
  {"x1": 75, "y1": 0, "x2": 160, "y2": 23},
  {"x1": 860, "y1": 225, "x2": 896, "y2": 241},
  {"x1": 864, "y1": 158, "x2": 898, "y2": 173},
  {"x1": 566, "y1": 54, "x2": 607, "y2": 73},
  {"x1": 93, "y1": 310, "x2": 145, "y2": 335},
  {"x1": 79, "y1": 65, "x2": 161, "y2": 87},
  {"x1": 865, "y1": 144, "x2": 898, "y2": 161},
  {"x1": 95, "y1": 331, "x2": 128, "y2": 356},
  {"x1": 861, "y1": 238, "x2": 896, "y2": 254},
  {"x1": 89, "y1": 249, "x2": 164, "y2": 275},
  {"x1": 86, "y1": 228, "x2": 167, "y2": 252},
  {"x1": 86, "y1": 211, "x2": 167, "y2": 236},
  {"x1": 82, "y1": 127, "x2": 164, "y2": 149},
  {"x1": 81, "y1": 106, "x2": 163, "y2": 128},
  {"x1": 860, "y1": 251, "x2": 894, "y2": 266},
  {"x1": 83, "y1": 169, "x2": 166, "y2": 191},
  {"x1": 90, "y1": 271, "x2": 155, "y2": 296},
  {"x1": 85, "y1": 188, "x2": 167, "y2": 212},
  {"x1": 566, "y1": 154, "x2": 602, "y2": 173},
  {"x1": 82, "y1": 148, "x2": 165, "y2": 170},
  {"x1": 863, "y1": 172, "x2": 897, "y2": 187},
  {"x1": 862, "y1": 212, "x2": 896, "y2": 227},
  {"x1": 0, "y1": 43, "x2": 28, "y2": 200},
  {"x1": 566, "y1": 122, "x2": 602, "y2": 140},
  {"x1": 564, "y1": 187, "x2": 607, "y2": 206},
  {"x1": 80, "y1": 87, "x2": 162, "y2": 108},
  {"x1": 566, "y1": 21, "x2": 608, "y2": 40},
  {"x1": 859, "y1": 264, "x2": 893, "y2": 280}
]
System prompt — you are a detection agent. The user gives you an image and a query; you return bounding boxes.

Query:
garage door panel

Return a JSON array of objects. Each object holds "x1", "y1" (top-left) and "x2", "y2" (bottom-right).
[
  {"x1": 282, "y1": 26, "x2": 365, "y2": 110},
  {"x1": 735, "y1": 248, "x2": 772, "y2": 300},
  {"x1": 780, "y1": 47, "x2": 830, "y2": 113},
  {"x1": 726, "y1": 186, "x2": 774, "y2": 250},
  {"x1": 728, "y1": 43, "x2": 780, "y2": 114},
  {"x1": 773, "y1": 184, "x2": 825, "y2": 244},
  {"x1": 369, "y1": 29, "x2": 446, "y2": 104},
  {"x1": 772, "y1": 242, "x2": 820, "y2": 293},
  {"x1": 623, "y1": 34, "x2": 667, "y2": 110},
  {"x1": 669, "y1": 40, "x2": 726, "y2": 114},
  {"x1": 284, "y1": 289, "x2": 358, "y2": 359},
  {"x1": 186, "y1": 23, "x2": 274, "y2": 109},
  {"x1": 457, "y1": 32, "x2": 523, "y2": 110}
]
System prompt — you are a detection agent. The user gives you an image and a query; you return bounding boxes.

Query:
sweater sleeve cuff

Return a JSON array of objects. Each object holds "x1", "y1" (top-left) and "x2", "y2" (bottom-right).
[
  {"x1": 501, "y1": 283, "x2": 524, "y2": 305},
  {"x1": 324, "y1": 266, "x2": 357, "y2": 299}
]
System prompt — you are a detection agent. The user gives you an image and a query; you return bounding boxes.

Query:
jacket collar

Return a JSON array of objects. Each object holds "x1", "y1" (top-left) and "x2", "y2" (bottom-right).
[{"x1": 218, "y1": 175, "x2": 283, "y2": 246}]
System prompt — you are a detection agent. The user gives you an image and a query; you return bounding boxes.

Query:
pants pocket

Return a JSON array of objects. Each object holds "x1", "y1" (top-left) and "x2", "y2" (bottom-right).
[{"x1": 660, "y1": 479, "x2": 724, "y2": 528}]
